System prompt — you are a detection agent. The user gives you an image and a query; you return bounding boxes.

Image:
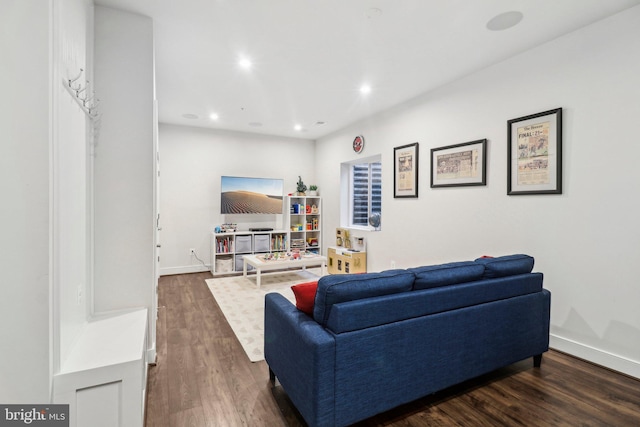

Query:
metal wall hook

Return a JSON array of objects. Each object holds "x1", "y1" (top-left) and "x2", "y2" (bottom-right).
[
  {"x1": 87, "y1": 98, "x2": 100, "y2": 109},
  {"x1": 68, "y1": 68, "x2": 84, "y2": 90},
  {"x1": 88, "y1": 99, "x2": 101, "y2": 117},
  {"x1": 76, "y1": 84, "x2": 88, "y2": 98},
  {"x1": 82, "y1": 91, "x2": 95, "y2": 106}
]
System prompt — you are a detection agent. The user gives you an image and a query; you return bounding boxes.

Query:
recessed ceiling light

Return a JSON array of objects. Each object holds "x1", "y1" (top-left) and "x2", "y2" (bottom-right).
[
  {"x1": 209, "y1": 113, "x2": 219, "y2": 121},
  {"x1": 294, "y1": 124, "x2": 302, "y2": 131},
  {"x1": 182, "y1": 113, "x2": 199, "y2": 119},
  {"x1": 238, "y1": 57, "x2": 253, "y2": 70},
  {"x1": 486, "y1": 11, "x2": 523, "y2": 31},
  {"x1": 360, "y1": 84, "x2": 372, "y2": 95}
]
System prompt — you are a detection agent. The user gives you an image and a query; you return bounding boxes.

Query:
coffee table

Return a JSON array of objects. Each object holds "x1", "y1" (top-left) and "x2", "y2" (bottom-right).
[{"x1": 242, "y1": 254, "x2": 327, "y2": 288}]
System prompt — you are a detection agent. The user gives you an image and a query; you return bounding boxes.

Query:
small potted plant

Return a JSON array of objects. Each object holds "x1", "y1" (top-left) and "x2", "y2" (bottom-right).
[
  {"x1": 296, "y1": 176, "x2": 307, "y2": 196},
  {"x1": 308, "y1": 185, "x2": 318, "y2": 196}
]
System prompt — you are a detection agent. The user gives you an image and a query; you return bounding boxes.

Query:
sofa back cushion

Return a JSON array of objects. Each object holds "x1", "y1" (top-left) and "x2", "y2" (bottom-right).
[
  {"x1": 313, "y1": 270, "x2": 415, "y2": 327},
  {"x1": 474, "y1": 254, "x2": 534, "y2": 278},
  {"x1": 325, "y1": 272, "x2": 544, "y2": 334},
  {"x1": 408, "y1": 261, "x2": 485, "y2": 290}
]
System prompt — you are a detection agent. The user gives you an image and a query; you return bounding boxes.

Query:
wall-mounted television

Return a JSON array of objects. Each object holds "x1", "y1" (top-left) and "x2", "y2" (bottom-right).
[{"x1": 220, "y1": 176, "x2": 284, "y2": 214}]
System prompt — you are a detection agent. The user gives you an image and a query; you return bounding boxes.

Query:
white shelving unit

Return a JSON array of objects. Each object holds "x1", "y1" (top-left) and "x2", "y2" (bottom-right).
[
  {"x1": 210, "y1": 230, "x2": 289, "y2": 275},
  {"x1": 209, "y1": 196, "x2": 322, "y2": 276},
  {"x1": 287, "y1": 195, "x2": 322, "y2": 255}
]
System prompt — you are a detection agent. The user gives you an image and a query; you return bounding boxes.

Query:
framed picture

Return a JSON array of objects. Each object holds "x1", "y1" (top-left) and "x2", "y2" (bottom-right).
[
  {"x1": 431, "y1": 139, "x2": 487, "y2": 188},
  {"x1": 394, "y1": 142, "x2": 419, "y2": 198},
  {"x1": 507, "y1": 108, "x2": 562, "y2": 195}
]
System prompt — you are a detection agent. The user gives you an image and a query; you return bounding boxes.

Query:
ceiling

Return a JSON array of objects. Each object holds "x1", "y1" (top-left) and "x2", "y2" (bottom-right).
[{"x1": 95, "y1": 0, "x2": 640, "y2": 140}]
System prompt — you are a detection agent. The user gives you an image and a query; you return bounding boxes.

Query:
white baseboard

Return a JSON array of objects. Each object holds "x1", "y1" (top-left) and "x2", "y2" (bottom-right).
[
  {"x1": 160, "y1": 264, "x2": 210, "y2": 276},
  {"x1": 550, "y1": 334, "x2": 640, "y2": 379},
  {"x1": 147, "y1": 346, "x2": 157, "y2": 365}
]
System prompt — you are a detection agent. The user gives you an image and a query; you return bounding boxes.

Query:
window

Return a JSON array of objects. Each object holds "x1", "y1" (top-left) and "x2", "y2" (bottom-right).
[{"x1": 341, "y1": 156, "x2": 382, "y2": 230}]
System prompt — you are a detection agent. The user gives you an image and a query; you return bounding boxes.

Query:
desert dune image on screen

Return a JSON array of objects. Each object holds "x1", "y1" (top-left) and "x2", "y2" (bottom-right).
[{"x1": 220, "y1": 176, "x2": 283, "y2": 214}]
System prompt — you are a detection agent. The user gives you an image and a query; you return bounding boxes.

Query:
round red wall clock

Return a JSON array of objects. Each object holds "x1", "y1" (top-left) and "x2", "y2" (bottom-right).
[{"x1": 353, "y1": 135, "x2": 365, "y2": 154}]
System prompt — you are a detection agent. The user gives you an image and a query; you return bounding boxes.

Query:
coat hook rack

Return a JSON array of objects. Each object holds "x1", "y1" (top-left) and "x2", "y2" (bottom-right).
[{"x1": 63, "y1": 68, "x2": 101, "y2": 121}]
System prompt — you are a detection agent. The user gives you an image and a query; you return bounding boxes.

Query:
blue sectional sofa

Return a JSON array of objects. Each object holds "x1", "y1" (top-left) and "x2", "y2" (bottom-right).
[{"x1": 264, "y1": 254, "x2": 551, "y2": 427}]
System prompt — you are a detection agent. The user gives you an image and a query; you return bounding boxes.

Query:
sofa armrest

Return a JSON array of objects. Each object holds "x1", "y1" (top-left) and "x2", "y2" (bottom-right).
[{"x1": 264, "y1": 293, "x2": 336, "y2": 427}]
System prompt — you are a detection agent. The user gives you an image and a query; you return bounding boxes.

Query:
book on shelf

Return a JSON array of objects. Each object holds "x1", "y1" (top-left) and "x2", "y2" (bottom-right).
[
  {"x1": 271, "y1": 234, "x2": 287, "y2": 251},
  {"x1": 216, "y1": 236, "x2": 233, "y2": 253},
  {"x1": 290, "y1": 204, "x2": 306, "y2": 214},
  {"x1": 291, "y1": 238, "x2": 305, "y2": 249}
]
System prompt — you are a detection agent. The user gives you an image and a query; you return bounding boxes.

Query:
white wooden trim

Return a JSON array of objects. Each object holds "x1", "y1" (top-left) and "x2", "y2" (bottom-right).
[
  {"x1": 160, "y1": 264, "x2": 210, "y2": 276},
  {"x1": 550, "y1": 334, "x2": 640, "y2": 379}
]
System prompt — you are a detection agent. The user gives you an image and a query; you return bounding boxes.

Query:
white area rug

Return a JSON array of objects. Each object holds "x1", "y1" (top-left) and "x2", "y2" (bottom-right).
[{"x1": 205, "y1": 268, "x2": 323, "y2": 362}]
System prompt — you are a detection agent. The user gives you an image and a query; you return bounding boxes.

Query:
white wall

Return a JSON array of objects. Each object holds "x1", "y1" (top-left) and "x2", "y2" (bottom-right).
[
  {"x1": 316, "y1": 6, "x2": 640, "y2": 377},
  {"x1": 0, "y1": 0, "x2": 93, "y2": 402},
  {"x1": 54, "y1": 0, "x2": 93, "y2": 376},
  {"x1": 93, "y1": 6, "x2": 155, "y2": 346},
  {"x1": 0, "y1": 0, "x2": 52, "y2": 403},
  {"x1": 159, "y1": 124, "x2": 315, "y2": 275}
]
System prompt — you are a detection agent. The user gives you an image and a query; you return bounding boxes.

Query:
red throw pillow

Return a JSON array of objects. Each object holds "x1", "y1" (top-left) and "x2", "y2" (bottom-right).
[{"x1": 291, "y1": 281, "x2": 318, "y2": 315}]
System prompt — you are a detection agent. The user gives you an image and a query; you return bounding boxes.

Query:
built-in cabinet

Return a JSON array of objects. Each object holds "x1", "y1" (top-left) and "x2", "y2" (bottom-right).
[
  {"x1": 53, "y1": 309, "x2": 148, "y2": 427},
  {"x1": 50, "y1": 8, "x2": 155, "y2": 426}
]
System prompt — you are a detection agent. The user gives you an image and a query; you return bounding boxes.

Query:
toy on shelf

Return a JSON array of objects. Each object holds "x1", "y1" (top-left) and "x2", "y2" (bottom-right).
[{"x1": 221, "y1": 223, "x2": 237, "y2": 232}]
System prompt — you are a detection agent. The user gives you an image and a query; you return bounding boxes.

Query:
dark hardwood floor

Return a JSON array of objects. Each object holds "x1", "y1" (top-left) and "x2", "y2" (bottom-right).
[{"x1": 145, "y1": 272, "x2": 640, "y2": 426}]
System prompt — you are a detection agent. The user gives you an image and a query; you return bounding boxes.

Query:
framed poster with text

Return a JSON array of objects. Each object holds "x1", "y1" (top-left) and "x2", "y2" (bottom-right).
[
  {"x1": 507, "y1": 108, "x2": 562, "y2": 195},
  {"x1": 394, "y1": 142, "x2": 419, "y2": 198},
  {"x1": 431, "y1": 139, "x2": 487, "y2": 188}
]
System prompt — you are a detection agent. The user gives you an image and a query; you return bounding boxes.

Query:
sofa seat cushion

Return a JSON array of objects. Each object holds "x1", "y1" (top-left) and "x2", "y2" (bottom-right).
[
  {"x1": 313, "y1": 270, "x2": 415, "y2": 327},
  {"x1": 408, "y1": 261, "x2": 485, "y2": 290},
  {"x1": 475, "y1": 254, "x2": 534, "y2": 278}
]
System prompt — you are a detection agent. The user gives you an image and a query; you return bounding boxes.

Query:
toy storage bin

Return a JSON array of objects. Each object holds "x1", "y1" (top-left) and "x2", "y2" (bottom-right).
[{"x1": 235, "y1": 235, "x2": 252, "y2": 253}]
